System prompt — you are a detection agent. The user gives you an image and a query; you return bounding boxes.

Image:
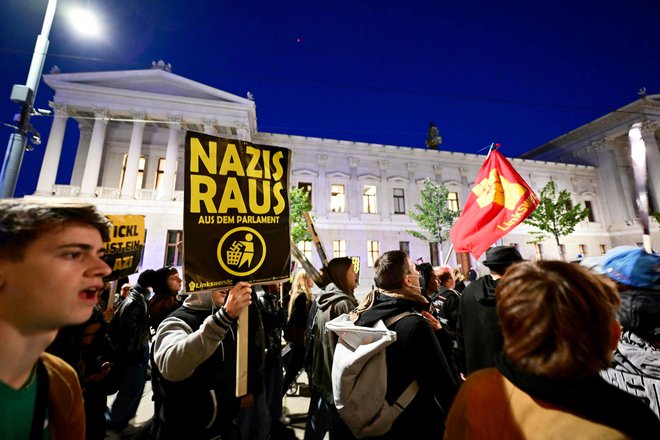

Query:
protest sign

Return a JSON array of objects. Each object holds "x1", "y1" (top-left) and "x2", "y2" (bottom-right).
[
  {"x1": 183, "y1": 132, "x2": 291, "y2": 292},
  {"x1": 103, "y1": 214, "x2": 145, "y2": 281}
]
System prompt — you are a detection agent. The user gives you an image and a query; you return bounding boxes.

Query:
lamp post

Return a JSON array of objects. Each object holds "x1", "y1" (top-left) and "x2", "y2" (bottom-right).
[{"x1": 0, "y1": 0, "x2": 58, "y2": 198}]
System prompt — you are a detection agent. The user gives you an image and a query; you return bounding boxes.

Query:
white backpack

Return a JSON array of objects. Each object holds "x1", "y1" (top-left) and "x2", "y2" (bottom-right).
[{"x1": 326, "y1": 312, "x2": 419, "y2": 439}]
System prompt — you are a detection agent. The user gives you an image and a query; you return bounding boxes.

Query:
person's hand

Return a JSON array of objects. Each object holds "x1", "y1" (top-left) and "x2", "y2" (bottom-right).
[
  {"x1": 239, "y1": 393, "x2": 254, "y2": 410},
  {"x1": 85, "y1": 362, "x2": 112, "y2": 383},
  {"x1": 102, "y1": 308, "x2": 114, "y2": 324},
  {"x1": 421, "y1": 310, "x2": 442, "y2": 331},
  {"x1": 224, "y1": 282, "x2": 252, "y2": 319}
]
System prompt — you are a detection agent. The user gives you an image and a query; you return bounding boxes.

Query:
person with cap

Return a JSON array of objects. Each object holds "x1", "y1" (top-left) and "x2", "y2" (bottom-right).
[
  {"x1": 147, "y1": 266, "x2": 183, "y2": 335},
  {"x1": 599, "y1": 246, "x2": 660, "y2": 418},
  {"x1": 455, "y1": 245, "x2": 523, "y2": 376},
  {"x1": 445, "y1": 260, "x2": 660, "y2": 439}
]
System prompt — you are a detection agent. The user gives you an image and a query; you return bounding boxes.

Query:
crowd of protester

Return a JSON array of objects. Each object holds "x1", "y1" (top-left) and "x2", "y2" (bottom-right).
[{"x1": 1, "y1": 199, "x2": 659, "y2": 440}]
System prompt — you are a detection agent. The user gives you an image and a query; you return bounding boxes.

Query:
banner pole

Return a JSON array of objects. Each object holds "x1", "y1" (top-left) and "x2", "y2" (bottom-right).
[
  {"x1": 443, "y1": 243, "x2": 454, "y2": 266},
  {"x1": 236, "y1": 306, "x2": 249, "y2": 397},
  {"x1": 107, "y1": 281, "x2": 117, "y2": 310},
  {"x1": 303, "y1": 211, "x2": 329, "y2": 267}
]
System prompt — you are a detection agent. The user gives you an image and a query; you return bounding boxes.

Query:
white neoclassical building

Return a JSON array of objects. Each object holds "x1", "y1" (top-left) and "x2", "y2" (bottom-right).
[{"x1": 30, "y1": 66, "x2": 660, "y2": 286}]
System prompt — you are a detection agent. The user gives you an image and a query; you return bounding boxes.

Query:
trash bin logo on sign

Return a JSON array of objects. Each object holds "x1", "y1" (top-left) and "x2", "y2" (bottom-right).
[{"x1": 217, "y1": 226, "x2": 266, "y2": 276}]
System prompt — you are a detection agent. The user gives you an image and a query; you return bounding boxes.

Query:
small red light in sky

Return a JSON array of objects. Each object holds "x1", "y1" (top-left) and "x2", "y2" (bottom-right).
[{"x1": 296, "y1": 37, "x2": 301, "y2": 43}]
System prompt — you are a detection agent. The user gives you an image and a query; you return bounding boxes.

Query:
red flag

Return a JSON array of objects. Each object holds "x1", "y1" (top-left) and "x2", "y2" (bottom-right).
[{"x1": 449, "y1": 148, "x2": 538, "y2": 259}]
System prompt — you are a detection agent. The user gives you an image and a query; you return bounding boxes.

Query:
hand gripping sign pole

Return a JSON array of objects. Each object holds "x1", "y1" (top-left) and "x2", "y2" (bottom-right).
[{"x1": 629, "y1": 123, "x2": 653, "y2": 253}]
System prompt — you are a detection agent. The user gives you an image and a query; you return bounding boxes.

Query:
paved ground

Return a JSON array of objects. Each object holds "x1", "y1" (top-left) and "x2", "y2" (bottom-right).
[{"x1": 106, "y1": 373, "x2": 311, "y2": 439}]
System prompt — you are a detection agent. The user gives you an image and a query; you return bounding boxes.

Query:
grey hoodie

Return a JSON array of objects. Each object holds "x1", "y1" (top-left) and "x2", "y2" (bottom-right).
[
  {"x1": 310, "y1": 283, "x2": 358, "y2": 402},
  {"x1": 153, "y1": 292, "x2": 233, "y2": 381}
]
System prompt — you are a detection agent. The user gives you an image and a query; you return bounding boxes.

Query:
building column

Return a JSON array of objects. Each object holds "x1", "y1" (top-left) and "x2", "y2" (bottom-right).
[
  {"x1": 71, "y1": 123, "x2": 92, "y2": 187},
  {"x1": 407, "y1": 162, "x2": 417, "y2": 208},
  {"x1": 316, "y1": 154, "x2": 328, "y2": 218},
  {"x1": 348, "y1": 157, "x2": 360, "y2": 218},
  {"x1": 459, "y1": 167, "x2": 470, "y2": 204},
  {"x1": 640, "y1": 121, "x2": 660, "y2": 212},
  {"x1": 121, "y1": 115, "x2": 146, "y2": 199},
  {"x1": 379, "y1": 160, "x2": 390, "y2": 220},
  {"x1": 157, "y1": 119, "x2": 181, "y2": 200},
  {"x1": 433, "y1": 164, "x2": 443, "y2": 185},
  {"x1": 80, "y1": 111, "x2": 109, "y2": 197},
  {"x1": 35, "y1": 104, "x2": 68, "y2": 195},
  {"x1": 593, "y1": 138, "x2": 632, "y2": 223}
]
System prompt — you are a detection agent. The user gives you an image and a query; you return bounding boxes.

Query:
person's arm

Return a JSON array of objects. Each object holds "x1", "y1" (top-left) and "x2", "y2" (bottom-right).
[
  {"x1": 153, "y1": 308, "x2": 234, "y2": 382},
  {"x1": 154, "y1": 282, "x2": 252, "y2": 381}
]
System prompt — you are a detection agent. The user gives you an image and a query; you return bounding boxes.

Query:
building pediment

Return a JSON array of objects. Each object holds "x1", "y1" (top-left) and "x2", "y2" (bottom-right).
[
  {"x1": 43, "y1": 69, "x2": 253, "y2": 106},
  {"x1": 387, "y1": 176, "x2": 409, "y2": 184},
  {"x1": 293, "y1": 169, "x2": 319, "y2": 178},
  {"x1": 327, "y1": 171, "x2": 350, "y2": 180}
]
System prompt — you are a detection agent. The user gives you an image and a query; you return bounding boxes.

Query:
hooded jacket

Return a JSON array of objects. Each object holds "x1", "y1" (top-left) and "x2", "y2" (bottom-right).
[
  {"x1": 455, "y1": 274, "x2": 502, "y2": 375},
  {"x1": 308, "y1": 283, "x2": 357, "y2": 402},
  {"x1": 152, "y1": 291, "x2": 264, "y2": 439},
  {"x1": 354, "y1": 292, "x2": 459, "y2": 439}
]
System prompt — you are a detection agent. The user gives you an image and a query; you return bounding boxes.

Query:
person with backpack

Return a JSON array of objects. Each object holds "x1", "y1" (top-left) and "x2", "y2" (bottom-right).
[
  {"x1": 304, "y1": 257, "x2": 359, "y2": 440},
  {"x1": 349, "y1": 250, "x2": 459, "y2": 439}
]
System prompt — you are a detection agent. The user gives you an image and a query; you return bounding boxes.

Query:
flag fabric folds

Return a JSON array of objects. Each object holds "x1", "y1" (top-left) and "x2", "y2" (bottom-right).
[{"x1": 449, "y1": 148, "x2": 538, "y2": 259}]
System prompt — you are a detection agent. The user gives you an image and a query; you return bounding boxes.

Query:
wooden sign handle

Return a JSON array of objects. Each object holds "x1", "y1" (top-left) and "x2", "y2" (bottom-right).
[{"x1": 235, "y1": 307, "x2": 249, "y2": 397}]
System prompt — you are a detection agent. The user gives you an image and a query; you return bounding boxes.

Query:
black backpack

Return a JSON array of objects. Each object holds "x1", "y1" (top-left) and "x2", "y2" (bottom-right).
[{"x1": 303, "y1": 295, "x2": 346, "y2": 380}]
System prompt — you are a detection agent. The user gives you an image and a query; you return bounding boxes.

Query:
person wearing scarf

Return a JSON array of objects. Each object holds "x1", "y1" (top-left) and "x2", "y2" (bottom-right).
[
  {"x1": 445, "y1": 261, "x2": 660, "y2": 439},
  {"x1": 350, "y1": 250, "x2": 459, "y2": 439}
]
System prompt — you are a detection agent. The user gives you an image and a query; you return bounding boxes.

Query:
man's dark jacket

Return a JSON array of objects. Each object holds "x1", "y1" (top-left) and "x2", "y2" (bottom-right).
[
  {"x1": 456, "y1": 274, "x2": 502, "y2": 375},
  {"x1": 108, "y1": 285, "x2": 150, "y2": 365},
  {"x1": 355, "y1": 294, "x2": 459, "y2": 439}
]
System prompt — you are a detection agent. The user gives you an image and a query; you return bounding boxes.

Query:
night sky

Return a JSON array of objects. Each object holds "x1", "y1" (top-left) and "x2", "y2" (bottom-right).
[{"x1": 1, "y1": 0, "x2": 659, "y2": 196}]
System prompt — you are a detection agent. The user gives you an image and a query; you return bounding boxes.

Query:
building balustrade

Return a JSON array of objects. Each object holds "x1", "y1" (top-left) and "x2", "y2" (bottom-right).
[
  {"x1": 95, "y1": 187, "x2": 120, "y2": 199},
  {"x1": 52, "y1": 184, "x2": 80, "y2": 197}
]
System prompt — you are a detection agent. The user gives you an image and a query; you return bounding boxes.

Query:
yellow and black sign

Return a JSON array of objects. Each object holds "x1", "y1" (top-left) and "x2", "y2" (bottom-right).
[
  {"x1": 184, "y1": 132, "x2": 291, "y2": 292},
  {"x1": 104, "y1": 214, "x2": 146, "y2": 281}
]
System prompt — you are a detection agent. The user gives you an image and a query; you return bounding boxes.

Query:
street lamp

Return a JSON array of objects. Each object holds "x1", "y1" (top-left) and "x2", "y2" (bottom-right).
[
  {"x1": 0, "y1": 1, "x2": 101, "y2": 198},
  {"x1": 0, "y1": 0, "x2": 58, "y2": 197}
]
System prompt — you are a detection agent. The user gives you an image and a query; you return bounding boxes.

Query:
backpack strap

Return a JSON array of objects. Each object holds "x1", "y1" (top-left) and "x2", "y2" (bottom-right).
[
  {"x1": 383, "y1": 310, "x2": 416, "y2": 327},
  {"x1": 392, "y1": 380, "x2": 419, "y2": 413}
]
